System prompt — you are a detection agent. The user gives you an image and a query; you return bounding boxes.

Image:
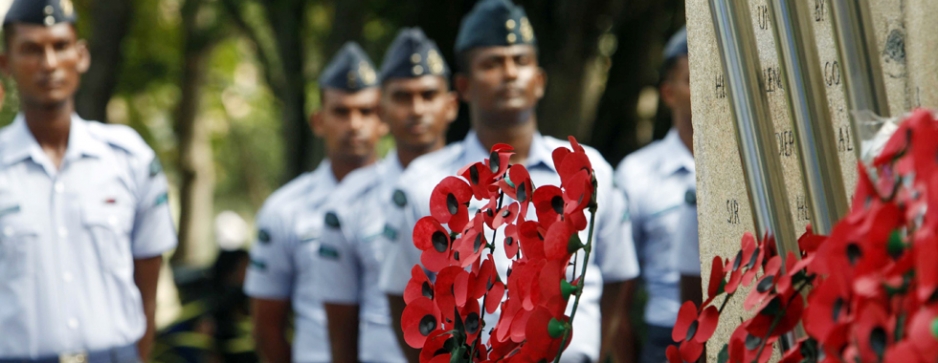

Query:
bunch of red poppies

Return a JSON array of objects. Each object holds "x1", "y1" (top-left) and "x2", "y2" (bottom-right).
[
  {"x1": 401, "y1": 138, "x2": 598, "y2": 363},
  {"x1": 668, "y1": 109, "x2": 938, "y2": 363}
]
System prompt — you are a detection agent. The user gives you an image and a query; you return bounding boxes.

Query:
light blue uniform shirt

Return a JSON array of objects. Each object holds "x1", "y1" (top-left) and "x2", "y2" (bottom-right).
[
  {"x1": 0, "y1": 115, "x2": 177, "y2": 358},
  {"x1": 615, "y1": 129, "x2": 696, "y2": 328},
  {"x1": 314, "y1": 151, "x2": 405, "y2": 363},
  {"x1": 244, "y1": 161, "x2": 337, "y2": 363},
  {"x1": 379, "y1": 132, "x2": 640, "y2": 363},
  {"x1": 672, "y1": 203, "x2": 701, "y2": 277}
]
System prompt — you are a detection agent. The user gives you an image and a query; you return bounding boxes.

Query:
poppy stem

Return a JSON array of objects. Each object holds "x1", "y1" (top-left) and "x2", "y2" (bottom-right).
[
  {"x1": 553, "y1": 197, "x2": 599, "y2": 363},
  {"x1": 470, "y1": 191, "x2": 507, "y2": 361},
  {"x1": 753, "y1": 310, "x2": 785, "y2": 362},
  {"x1": 718, "y1": 292, "x2": 733, "y2": 313}
]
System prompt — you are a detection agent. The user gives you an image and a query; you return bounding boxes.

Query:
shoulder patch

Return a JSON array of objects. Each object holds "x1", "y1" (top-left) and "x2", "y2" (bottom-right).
[
  {"x1": 318, "y1": 244, "x2": 340, "y2": 260},
  {"x1": 382, "y1": 223, "x2": 398, "y2": 241},
  {"x1": 392, "y1": 189, "x2": 407, "y2": 208},
  {"x1": 258, "y1": 229, "x2": 271, "y2": 244},
  {"x1": 325, "y1": 211, "x2": 341, "y2": 229},
  {"x1": 685, "y1": 189, "x2": 697, "y2": 205}
]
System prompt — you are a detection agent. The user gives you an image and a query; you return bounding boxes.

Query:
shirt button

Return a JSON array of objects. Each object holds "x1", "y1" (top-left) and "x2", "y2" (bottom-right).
[
  {"x1": 54, "y1": 182, "x2": 65, "y2": 194},
  {"x1": 67, "y1": 318, "x2": 79, "y2": 329},
  {"x1": 63, "y1": 272, "x2": 73, "y2": 282}
]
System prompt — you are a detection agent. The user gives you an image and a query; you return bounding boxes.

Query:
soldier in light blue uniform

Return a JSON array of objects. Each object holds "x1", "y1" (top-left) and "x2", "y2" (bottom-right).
[
  {"x1": 0, "y1": 1, "x2": 176, "y2": 362},
  {"x1": 244, "y1": 42, "x2": 386, "y2": 363},
  {"x1": 614, "y1": 27, "x2": 696, "y2": 363},
  {"x1": 312, "y1": 28, "x2": 458, "y2": 363},
  {"x1": 378, "y1": 1, "x2": 641, "y2": 362}
]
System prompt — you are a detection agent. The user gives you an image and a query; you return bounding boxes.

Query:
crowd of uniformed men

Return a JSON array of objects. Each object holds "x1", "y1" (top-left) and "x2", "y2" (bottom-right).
[{"x1": 0, "y1": 0, "x2": 705, "y2": 362}]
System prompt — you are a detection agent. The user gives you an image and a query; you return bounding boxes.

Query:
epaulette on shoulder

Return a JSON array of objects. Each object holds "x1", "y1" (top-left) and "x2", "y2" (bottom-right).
[{"x1": 85, "y1": 121, "x2": 155, "y2": 159}]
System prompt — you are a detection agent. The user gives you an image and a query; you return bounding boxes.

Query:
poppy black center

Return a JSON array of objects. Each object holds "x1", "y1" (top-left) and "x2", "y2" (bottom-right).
[
  {"x1": 422, "y1": 282, "x2": 434, "y2": 299},
  {"x1": 733, "y1": 251, "x2": 743, "y2": 271},
  {"x1": 846, "y1": 243, "x2": 862, "y2": 265},
  {"x1": 473, "y1": 234, "x2": 483, "y2": 253},
  {"x1": 490, "y1": 152, "x2": 500, "y2": 173},
  {"x1": 419, "y1": 315, "x2": 437, "y2": 336},
  {"x1": 432, "y1": 231, "x2": 449, "y2": 253},
  {"x1": 746, "y1": 247, "x2": 761, "y2": 269},
  {"x1": 469, "y1": 165, "x2": 480, "y2": 185},
  {"x1": 869, "y1": 327, "x2": 886, "y2": 356},
  {"x1": 517, "y1": 182, "x2": 527, "y2": 202},
  {"x1": 502, "y1": 209, "x2": 511, "y2": 218},
  {"x1": 506, "y1": 237, "x2": 514, "y2": 246},
  {"x1": 447, "y1": 194, "x2": 459, "y2": 215},
  {"x1": 465, "y1": 312, "x2": 481, "y2": 334},
  {"x1": 745, "y1": 334, "x2": 762, "y2": 350},
  {"x1": 685, "y1": 320, "x2": 698, "y2": 341},
  {"x1": 832, "y1": 297, "x2": 845, "y2": 321},
  {"x1": 551, "y1": 196, "x2": 564, "y2": 214},
  {"x1": 756, "y1": 275, "x2": 775, "y2": 293},
  {"x1": 453, "y1": 251, "x2": 460, "y2": 261}
]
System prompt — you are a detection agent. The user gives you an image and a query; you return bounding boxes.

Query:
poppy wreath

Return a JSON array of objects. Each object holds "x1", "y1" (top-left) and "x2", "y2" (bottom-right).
[
  {"x1": 667, "y1": 109, "x2": 938, "y2": 363},
  {"x1": 402, "y1": 137, "x2": 598, "y2": 363}
]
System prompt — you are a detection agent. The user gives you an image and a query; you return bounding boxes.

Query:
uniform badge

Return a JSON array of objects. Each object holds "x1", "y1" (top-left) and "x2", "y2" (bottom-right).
[
  {"x1": 392, "y1": 189, "x2": 407, "y2": 208},
  {"x1": 685, "y1": 189, "x2": 697, "y2": 205},
  {"x1": 318, "y1": 244, "x2": 340, "y2": 260},
  {"x1": 258, "y1": 229, "x2": 271, "y2": 244},
  {"x1": 383, "y1": 223, "x2": 398, "y2": 241},
  {"x1": 149, "y1": 158, "x2": 163, "y2": 177},
  {"x1": 325, "y1": 212, "x2": 341, "y2": 229}
]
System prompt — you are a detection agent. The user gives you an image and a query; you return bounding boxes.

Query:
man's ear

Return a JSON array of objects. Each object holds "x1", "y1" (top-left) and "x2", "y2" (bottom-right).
[
  {"x1": 76, "y1": 39, "x2": 90, "y2": 74},
  {"x1": 444, "y1": 91, "x2": 459, "y2": 124},
  {"x1": 310, "y1": 111, "x2": 325, "y2": 137},
  {"x1": 659, "y1": 81, "x2": 676, "y2": 109},
  {"x1": 454, "y1": 74, "x2": 471, "y2": 103},
  {"x1": 534, "y1": 67, "x2": 547, "y2": 100}
]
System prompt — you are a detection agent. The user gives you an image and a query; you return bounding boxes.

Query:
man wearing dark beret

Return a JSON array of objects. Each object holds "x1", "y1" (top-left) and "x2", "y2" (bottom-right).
[
  {"x1": 0, "y1": 0, "x2": 177, "y2": 362},
  {"x1": 245, "y1": 42, "x2": 387, "y2": 363},
  {"x1": 379, "y1": 1, "x2": 641, "y2": 362},
  {"x1": 312, "y1": 27, "x2": 458, "y2": 363}
]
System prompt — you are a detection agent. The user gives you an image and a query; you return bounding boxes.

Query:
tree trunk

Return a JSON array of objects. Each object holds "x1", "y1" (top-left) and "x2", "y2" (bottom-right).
[
  {"x1": 264, "y1": 0, "x2": 310, "y2": 182},
  {"x1": 75, "y1": 0, "x2": 133, "y2": 123},
  {"x1": 171, "y1": 0, "x2": 218, "y2": 267}
]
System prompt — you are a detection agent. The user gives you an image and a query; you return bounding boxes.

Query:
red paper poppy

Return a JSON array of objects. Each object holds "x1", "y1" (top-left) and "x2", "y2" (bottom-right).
[
  {"x1": 491, "y1": 202, "x2": 520, "y2": 230},
  {"x1": 533, "y1": 185, "x2": 564, "y2": 229},
  {"x1": 430, "y1": 176, "x2": 473, "y2": 232},
  {"x1": 458, "y1": 298, "x2": 484, "y2": 344},
  {"x1": 728, "y1": 321, "x2": 776, "y2": 363},
  {"x1": 544, "y1": 219, "x2": 578, "y2": 261},
  {"x1": 745, "y1": 289, "x2": 804, "y2": 338},
  {"x1": 488, "y1": 143, "x2": 514, "y2": 178},
  {"x1": 885, "y1": 341, "x2": 927, "y2": 363},
  {"x1": 434, "y1": 266, "x2": 470, "y2": 324},
  {"x1": 503, "y1": 223, "x2": 522, "y2": 259},
  {"x1": 672, "y1": 301, "x2": 720, "y2": 362},
  {"x1": 472, "y1": 256, "x2": 506, "y2": 314},
  {"x1": 518, "y1": 220, "x2": 547, "y2": 261},
  {"x1": 523, "y1": 307, "x2": 569, "y2": 361},
  {"x1": 852, "y1": 302, "x2": 893, "y2": 363},
  {"x1": 414, "y1": 216, "x2": 454, "y2": 272},
  {"x1": 418, "y1": 330, "x2": 454, "y2": 363},
  {"x1": 536, "y1": 259, "x2": 572, "y2": 316},
  {"x1": 562, "y1": 170, "x2": 593, "y2": 231},
  {"x1": 665, "y1": 345, "x2": 683, "y2": 363},
  {"x1": 404, "y1": 265, "x2": 434, "y2": 304},
  {"x1": 403, "y1": 296, "x2": 443, "y2": 348},
  {"x1": 495, "y1": 297, "x2": 522, "y2": 343},
  {"x1": 744, "y1": 256, "x2": 782, "y2": 310},
  {"x1": 508, "y1": 259, "x2": 546, "y2": 311},
  {"x1": 704, "y1": 256, "x2": 727, "y2": 306},
  {"x1": 500, "y1": 165, "x2": 534, "y2": 216},
  {"x1": 459, "y1": 161, "x2": 496, "y2": 201},
  {"x1": 453, "y1": 217, "x2": 487, "y2": 268},
  {"x1": 739, "y1": 233, "x2": 765, "y2": 288},
  {"x1": 557, "y1": 147, "x2": 592, "y2": 187},
  {"x1": 907, "y1": 305, "x2": 938, "y2": 359},
  {"x1": 803, "y1": 273, "x2": 853, "y2": 348},
  {"x1": 915, "y1": 228, "x2": 938, "y2": 302},
  {"x1": 798, "y1": 225, "x2": 827, "y2": 254}
]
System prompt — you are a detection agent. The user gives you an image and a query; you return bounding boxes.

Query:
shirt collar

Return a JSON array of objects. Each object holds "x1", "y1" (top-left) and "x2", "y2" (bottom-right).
[
  {"x1": 658, "y1": 128, "x2": 695, "y2": 176},
  {"x1": 462, "y1": 131, "x2": 555, "y2": 172},
  {"x1": 2, "y1": 114, "x2": 108, "y2": 167}
]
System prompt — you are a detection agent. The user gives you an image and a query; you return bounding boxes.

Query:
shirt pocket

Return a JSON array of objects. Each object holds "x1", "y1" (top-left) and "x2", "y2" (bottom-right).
[
  {"x1": 82, "y1": 203, "x2": 135, "y2": 278},
  {"x1": 0, "y1": 212, "x2": 37, "y2": 279}
]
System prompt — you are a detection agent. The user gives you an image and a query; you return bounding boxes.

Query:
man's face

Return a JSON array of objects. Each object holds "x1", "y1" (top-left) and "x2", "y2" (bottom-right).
[
  {"x1": 662, "y1": 57, "x2": 692, "y2": 125},
  {"x1": 380, "y1": 76, "x2": 457, "y2": 152},
  {"x1": 0, "y1": 23, "x2": 89, "y2": 109},
  {"x1": 313, "y1": 88, "x2": 386, "y2": 162},
  {"x1": 458, "y1": 45, "x2": 545, "y2": 117}
]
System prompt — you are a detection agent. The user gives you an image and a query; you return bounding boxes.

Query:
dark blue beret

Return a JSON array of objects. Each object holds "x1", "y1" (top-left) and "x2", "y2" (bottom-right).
[
  {"x1": 454, "y1": 0, "x2": 536, "y2": 54},
  {"x1": 379, "y1": 27, "x2": 450, "y2": 83},
  {"x1": 4, "y1": 0, "x2": 77, "y2": 26},
  {"x1": 319, "y1": 42, "x2": 379, "y2": 91},
  {"x1": 663, "y1": 27, "x2": 688, "y2": 62}
]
